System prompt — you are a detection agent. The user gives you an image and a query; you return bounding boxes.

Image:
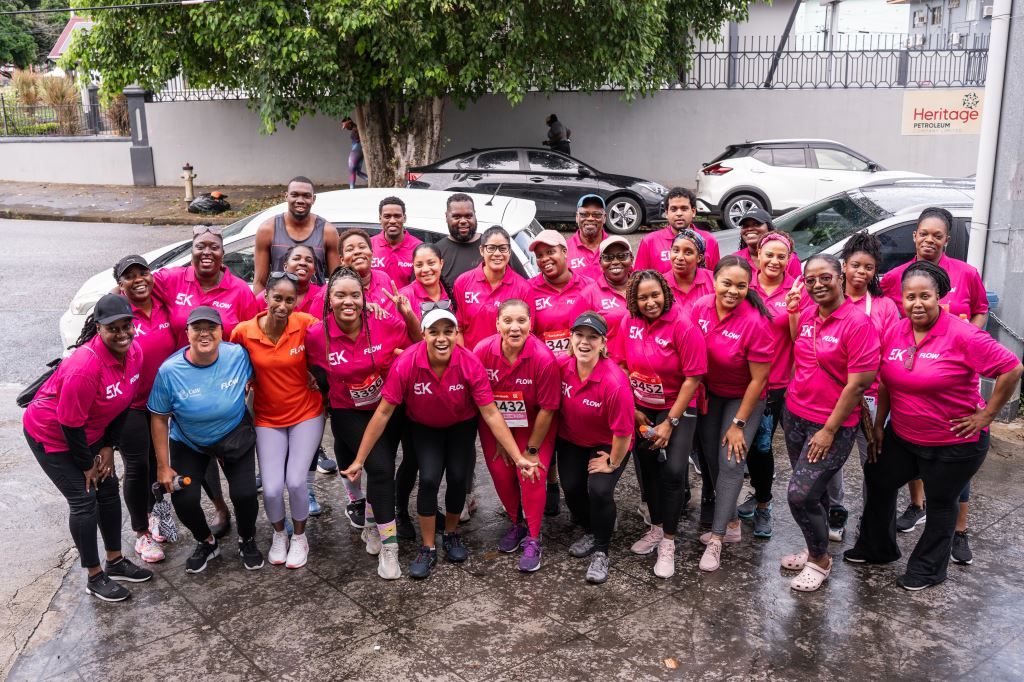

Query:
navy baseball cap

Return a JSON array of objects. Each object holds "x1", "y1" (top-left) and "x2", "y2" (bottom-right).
[
  {"x1": 576, "y1": 194, "x2": 606, "y2": 210},
  {"x1": 571, "y1": 311, "x2": 608, "y2": 337},
  {"x1": 186, "y1": 306, "x2": 222, "y2": 327}
]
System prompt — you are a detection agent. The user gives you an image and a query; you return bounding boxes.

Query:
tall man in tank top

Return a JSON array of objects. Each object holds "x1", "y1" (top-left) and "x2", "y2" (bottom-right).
[{"x1": 253, "y1": 176, "x2": 341, "y2": 294}]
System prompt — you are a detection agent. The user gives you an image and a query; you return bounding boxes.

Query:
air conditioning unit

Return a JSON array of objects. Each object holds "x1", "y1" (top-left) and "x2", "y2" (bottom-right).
[
  {"x1": 914, "y1": 12, "x2": 927, "y2": 25},
  {"x1": 950, "y1": 32, "x2": 962, "y2": 46},
  {"x1": 913, "y1": 34, "x2": 926, "y2": 47},
  {"x1": 983, "y1": 5, "x2": 994, "y2": 18}
]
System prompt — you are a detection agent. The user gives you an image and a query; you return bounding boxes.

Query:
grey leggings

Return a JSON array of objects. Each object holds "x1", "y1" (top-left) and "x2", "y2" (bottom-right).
[
  {"x1": 698, "y1": 393, "x2": 766, "y2": 536},
  {"x1": 255, "y1": 415, "x2": 325, "y2": 524}
]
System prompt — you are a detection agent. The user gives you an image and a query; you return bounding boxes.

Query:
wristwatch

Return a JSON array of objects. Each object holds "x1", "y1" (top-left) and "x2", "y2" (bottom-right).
[
  {"x1": 668, "y1": 416, "x2": 680, "y2": 427},
  {"x1": 526, "y1": 446, "x2": 539, "y2": 456},
  {"x1": 732, "y1": 417, "x2": 747, "y2": 428}
]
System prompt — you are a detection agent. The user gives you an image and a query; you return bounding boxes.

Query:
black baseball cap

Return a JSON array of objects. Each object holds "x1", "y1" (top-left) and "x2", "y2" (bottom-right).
[
  {"x1": 113, "y1": 255, "x2": 150, "y2": 281},
  {"x1": 739, "y1": 207, "x2": 773, "y2": 227},
  {"x1": 571, "y1": 311, "x2": 608, "y2": 337},
  {"x1": 186, "y1": 306, "x2": 222, "y2": 327},
  {"x1": 93, "y1": 294, "x2": 134, "y2": 325}
]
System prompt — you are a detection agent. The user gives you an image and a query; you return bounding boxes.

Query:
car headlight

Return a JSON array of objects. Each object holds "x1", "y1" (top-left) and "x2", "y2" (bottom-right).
[
  {"x1": 639, "y1": 182, "x2": 668, "y2": 196},
  {"x1": 71, "y1": 293, "x2": 99, "y2": 316}
]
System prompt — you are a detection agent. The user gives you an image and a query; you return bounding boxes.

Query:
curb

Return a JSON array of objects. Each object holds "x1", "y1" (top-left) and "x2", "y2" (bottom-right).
[{"x1": 0, "y1": 209, "x2": 237, "y2": 226}]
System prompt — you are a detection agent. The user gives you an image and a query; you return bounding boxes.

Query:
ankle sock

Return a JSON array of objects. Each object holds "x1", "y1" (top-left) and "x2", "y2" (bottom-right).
[{"x1": 378, "y1": 520, "x2": 398, "y2": 545}]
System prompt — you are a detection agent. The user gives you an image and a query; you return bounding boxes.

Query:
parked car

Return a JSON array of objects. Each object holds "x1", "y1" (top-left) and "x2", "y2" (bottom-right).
[
  {"x1": 713, "y1": 177, "x2": 976, "y2": 273},
  {"x1": 59, "y1": 188, "x2": 542, "y2": 348},
  {"x1": 407, "y1": 147, "x2": 669, "y2": 235},
  {"x1": 695, "y1": 139, "x2": 927, "y2": 228}
]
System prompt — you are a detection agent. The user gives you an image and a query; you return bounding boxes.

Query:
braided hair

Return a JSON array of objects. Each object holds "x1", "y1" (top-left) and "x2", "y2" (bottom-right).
[
  {"x1": 322, "y1": 265, "x2": 376, "y2": 371},
  {"x1": 841, "y1": 230, "x2": 884, "y2": 297},
  {"x1": 625, "y1": 269, "x2": 675, "y2": 319},
  {"x1": 902, "y1": 260, "x2": 952, "y2": 299},
  {"x1": 713, "y1": 255, "x2": 772, "y2": 319},
  {"x1": 411, "y1": 242, "x2": 457, "y2": 314},
  {"x1": 69, "y1": 314, "x2": 99, "y2": 350}
]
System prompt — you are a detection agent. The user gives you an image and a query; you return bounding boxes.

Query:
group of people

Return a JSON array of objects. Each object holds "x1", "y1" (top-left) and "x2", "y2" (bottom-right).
[{"x1": 23, "y1": 177, "x2": 1021, "y2": 602}]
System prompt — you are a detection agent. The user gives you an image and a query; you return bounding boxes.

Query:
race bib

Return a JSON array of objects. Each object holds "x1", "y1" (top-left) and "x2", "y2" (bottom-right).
[
  {"x1": 629, "y1": 371, "x2": 665, "y2": 406},
  {"x1": 347, "y1": 373, "x2": 384, "y2": 407},
  {"x1": 494, "y1": 391, "x2": 529, "y2": 428},
  {"x1": 542, "y1": 329, "x2": 571, "y2": 356}
]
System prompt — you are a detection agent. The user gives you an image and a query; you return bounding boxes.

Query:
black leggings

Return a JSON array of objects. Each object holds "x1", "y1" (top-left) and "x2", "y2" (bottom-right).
[
  {"x1": 635, "y1": 407, "x2": 697, "y2": 536},
  {"x1": 118, "y1": 408, "x2": 157, "y2": 533},
  {"x1": 395, "y1": 423, "x2": 418, "y2": 513},
  {"x1": 557, "y1": 438, "x2": 630, "y2": 553},
  {"x1": 26, "y1": 430, "x2": 121, "y2": 569},
  {"x1": 169, "y1": 438, "x2": 258, "y2": 542},
  {"x1": 411, "y1": 418, "x2": 477, "y2": 518},
  {"x1": 747, "y1": 387, "x2": 787, "y2": 504},
  {"x1": 329, "y1": 407, "x2": 401, "y2": 525}
]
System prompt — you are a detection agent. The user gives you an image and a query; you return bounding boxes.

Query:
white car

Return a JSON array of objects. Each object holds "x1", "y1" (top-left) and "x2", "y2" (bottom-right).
[
  {"x1": 60, "y1": 188, "x2": 543, "y2": 349},
  {"x1": 695, "y1": 139, "x2": 927, "y2": 228}
]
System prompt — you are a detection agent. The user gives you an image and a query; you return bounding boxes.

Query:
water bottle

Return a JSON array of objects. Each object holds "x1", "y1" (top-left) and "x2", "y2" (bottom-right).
[
  {"x1": 152, "y1": 475, "x2": 191, "y2": 497},
  {"x1": 640, "y1": 425, "x2": 668, "y2": 463}
]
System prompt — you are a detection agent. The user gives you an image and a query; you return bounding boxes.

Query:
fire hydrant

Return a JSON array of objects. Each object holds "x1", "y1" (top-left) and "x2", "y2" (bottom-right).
[{"x1": 182, "y1": 163, "x2": 197, "y2": 203}]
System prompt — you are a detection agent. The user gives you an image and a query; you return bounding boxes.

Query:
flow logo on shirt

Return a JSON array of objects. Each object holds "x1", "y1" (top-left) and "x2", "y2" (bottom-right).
[
  {"x1": 486, "y1": 369, "x2": 500, "y2": 381},
  {"x1": 629, "y1": 327, "x2": 644, "y2": 340},
  {"x1": 570, "y1": 257, "x2": 587, "y2": 269},
  {"x1": 697, "y1": 319, "x2": 710, "y2": 333},
  {"x1": 821, "y1": 334, "x2": 839, "y2": 344},
  {"x1": 220, "y1": 378, "x2": 239, "y2": 390},
  {"x1": 561, "y1": 382, "x2": 573, "y2": 398},
  {"x1": 414, "y1": 382, "x2": 433, "y2": 395},
  {"x1": 582, "y1": 398, "x2": 602, "y2": 408},
  {"x1": 175, "y1": 293, "x2": 195, "y2": 306},
  {"x1": 515, "y1": 378, "x2": 533, "y2": 385},
  {"x1": 130, "y1": 373, "x2": 140, "y2": 384},
  {"x1": 448, "y1": 384, "x2": 465, "y2": 392},
  {"x1": 535, "y1": 297, "x2": 553, "y2": 310},
  {"x1": 363, "y1": 344, "x2": 382, "y2": 355},
  {"x1": 654, "y1": 336, "x2": 669, "y2": 348},
  {"x1": 104, "y1": 382, "x2": 123, "y2": 399},
  {"x1": 721, "y1": 330, "x2": 740, "y2": 341},
  {"x1": 211, "y1": 301, "x2": 232, "y2": 310},
  {"x1": 290, "y1": 344, "x2": 305, "y2": 356},
  {"x1": 465, "y1": 292, "x2": 481, "y2": 304},
  {"x1": 328, "y1": 350, "x2": 348, "y2": 365},
  {"x1": 600, "y1": 298, "x2": 621, "y2": 310}
]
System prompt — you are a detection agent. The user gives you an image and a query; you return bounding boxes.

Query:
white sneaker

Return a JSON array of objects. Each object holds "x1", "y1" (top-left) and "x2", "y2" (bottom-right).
[
  {"x1": 378, "y1": 543, "x2": 401, "y2": 580},
  {"x1": 653, "y1": 538, "x2": 676, "y2": 579},
  {"x1": 268, "y1": 530, "x2": 289, "y2": 565},
  {"x1": 362, "y1": 526, "x2": 382, "y2": 555},
  {"x1": 134, "y1": 534, "x2": 165, "y2": 563},
  {"x1": 286, "y1": 533, "x2": 308, "y2": 569}
]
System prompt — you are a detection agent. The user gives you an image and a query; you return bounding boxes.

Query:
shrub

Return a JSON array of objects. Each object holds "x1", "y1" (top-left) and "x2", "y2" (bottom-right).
[
  {"x1": 11, "y1": 69, "x2": 40, "y2": 106},
  {"x1": 38, "y1": 76, "x2": 82, "y2": 136}
]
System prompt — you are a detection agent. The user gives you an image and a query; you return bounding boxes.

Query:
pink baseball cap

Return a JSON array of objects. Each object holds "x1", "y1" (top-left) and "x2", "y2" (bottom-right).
[{"x1": 529, "y1": 229, "x2": 568, "y2": 252}]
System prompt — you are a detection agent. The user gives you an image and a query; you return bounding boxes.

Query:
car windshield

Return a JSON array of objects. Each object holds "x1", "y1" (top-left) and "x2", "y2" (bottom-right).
[{"x1": 147, "y1": 214, "x2": 257, "y2": 270}]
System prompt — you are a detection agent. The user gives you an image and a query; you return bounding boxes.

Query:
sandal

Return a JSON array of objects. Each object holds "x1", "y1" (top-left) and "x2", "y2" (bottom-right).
[
  {"x1": 791, "y1": 559, "x2": 831, "y2": 592},
  {"x1": 780, "y1": 549, "x2": 808, "y2": 571}
]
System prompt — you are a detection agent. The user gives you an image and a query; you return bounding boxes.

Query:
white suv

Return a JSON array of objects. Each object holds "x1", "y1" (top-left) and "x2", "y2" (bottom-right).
[{"x1": 694, "y1": 139, "x2": 926, "y2": 228}]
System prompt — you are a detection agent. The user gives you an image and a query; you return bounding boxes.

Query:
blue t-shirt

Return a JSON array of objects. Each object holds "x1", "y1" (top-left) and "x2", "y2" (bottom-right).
[{"x1": 148, "y1": 342, "x2": 253, "y2": 449}]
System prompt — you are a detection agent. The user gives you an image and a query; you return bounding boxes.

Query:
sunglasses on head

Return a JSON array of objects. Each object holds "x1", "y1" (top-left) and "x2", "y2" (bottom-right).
[
  {"x1": 420, "y1": 300, "x2": 453, "y2": 314},
  {"x1": 268, "y1": 271, "x2": 300, "y2": 283},
  {"x1": 192, "y1": 225, "x2": 225, "y2": 237}
]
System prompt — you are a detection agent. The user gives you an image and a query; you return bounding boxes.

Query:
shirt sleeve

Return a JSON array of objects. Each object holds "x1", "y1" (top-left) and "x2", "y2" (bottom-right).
[
  {"x1": 966, "y1": 267, "x2": 989, "y2": 316},
  {"x1": 380, "y1": 352, "x2": 409, "y2": 406},
  {"x1": 634, "y1": 236, "x2": 652, "y2": 271},
  {"x1": 228, "y1": 323, "x2": 245, "y2": 345},
  {"x1": 880, "y1": 269, "x2": 903, "y2": 313},
  {"x1": 535, "y1": 349, "x2": 563, "y2": 411},
  {"x1": 608, "y1": 316, "x2": 628, "y2": 363},
  {"x1": 962, "y1": 326, "x2": 1021, "y2": 378},
  {"x1": 147, "y1": 366, "x2": 173, "y2": 415},
  {"x1": 703, "y1": 236, "x2": 721, "y2": 271},
  {"x1": 606, "y1": 370, "x2": 636, "y2": 438},
  {"x1": 846, "y1": 316, "x2": 882, "y2": 374},
  {"x1": 56, "y1": 370, "x2": 100, "y2": 429},
  {"x1": 150, "y1": 268, "x2": 174, "y2": 307},
  {"x1": 464, "y1": 353, "x2": 496, "y2": 407},
  {"x1": 676, "y1": 320, "x2": 708, "y2": 376},
  {"x1": 744, "y1": 314, "x2": 776, "y2": 363}
]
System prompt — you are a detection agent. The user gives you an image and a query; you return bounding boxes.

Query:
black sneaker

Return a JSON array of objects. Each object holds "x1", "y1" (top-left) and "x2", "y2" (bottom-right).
[
  {"x1": 346, "y1": 499, "x2": 366, "y2": 529},
  {"x1": 186, "y1": 540, "x2": 220, "y2": 573},
  {"x1": 951, "y1": 530, "x2": 973, "y2": 565},
  {"x1": 85, "y1": 572, "x2": 131, "y2": 602},
  {"x1": 316, "y1": 447, "x2": 338, "y2": 474},
  {"x1": 699, "y1": 497, "x2": 716, "y2": 529},
  {"x1": 409, "y1": 545, "x2": 437, "y2": 579},
  {"x1": 896, "y1": 574, "x2": 938, "y2": 591},
  {"x1": 828, "y1": 506, "x2": 849, "y2": 542},
  {"x1": 843, "y1": 547, "x2": 898, "y2": 565},
  {"x1": 545, "y1": 482, "x2": 560, "y2": 517},
  {"x1": 442, "y1": 532, "x2": 469, "y2": 563},
  {"x1": 895, "y1": 504, "x2": 926, "y2": 533},
  {"x1": 395, "y1": 509, "x2": 416, "y2": 540},
  {"x1": 238, "y1": 537, "x2": 265, "y2": 570},
  {"x1": 104, "y1": 556, "x2": 154, "y2": 583}
]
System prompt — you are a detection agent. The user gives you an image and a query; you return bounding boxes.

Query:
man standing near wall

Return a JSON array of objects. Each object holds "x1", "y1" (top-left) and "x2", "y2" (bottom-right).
[
  {"x1": 253, "y1": 176, "x2": 341, "y2": 293},
  {"x1": 435, "y1": 193, "x2": 528, "y2": 290},
  {"x1": 370, "y1": 196, "x2": 421, "y2": 287},
  {"x1": 635, "y1": 187, "x2": 721, "y2": 273},
  {"x1": 566, "y1": 194, "x2": 607, "y2": 279},
  {"x1": 543, "y1": 114, "x2": 571, "y2": 156}
]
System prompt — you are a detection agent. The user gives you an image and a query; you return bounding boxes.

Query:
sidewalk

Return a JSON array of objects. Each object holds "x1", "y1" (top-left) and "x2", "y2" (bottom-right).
[{"x1": 0, "y1": 181, "x2": 343, "y2": 226}]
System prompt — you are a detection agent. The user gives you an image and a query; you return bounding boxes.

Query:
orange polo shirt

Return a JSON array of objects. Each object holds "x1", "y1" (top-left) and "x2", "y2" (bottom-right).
[{"x1": 230, "y1": 312, "x2": 323, "y2": 428}]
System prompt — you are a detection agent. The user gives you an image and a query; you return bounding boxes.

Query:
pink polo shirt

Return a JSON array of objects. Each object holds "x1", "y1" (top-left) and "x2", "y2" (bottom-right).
[
  {"x1": 24, "y1": 335, "x2": 143, "y2": 453},
  {"x1": 307, "y1": 269, "x2": 396, "y2": 320},
  {"x1": 635, "y1": 226, "x2": 721, "y2": 274},
  {"x1": 528, "y1": 272, "x2": 592, "y2": 357},
  {"x1": 306, "y1": 311, "x2": 409, "y2": 410},
  {"x1": 611, "y1": 306, "x2": 708, "y2": 410},
  {"x1": 753, "y1": 274, "x2": 796, "y2": 390},
  {"x1": 371, "y1": 232, "x2": 423, "y2": 288},
  {"x1": 453, "y1": 266, "x2": 532, "y2": 352},
  {"x1": 382, "y1": 342, "x2": 494, "y2": 428},
  {"x1": 881, "y1": 253, "x2": 988, "y2": 319},
  {"x1": 474, "y1": 334, "x2": 561, "y2": 431},
  {"x1": 566, "y1": 231, "x2": 606, "y2": 280},
  {"x1": 152, "y1": 266, "x2": 258, "y2": 345},
  {"x1": 849, "y1": 293, "x2": 901, "y2": 398},
  {"x1": 879, "y1": 313, "x2": 1020, "y2": 446},
  {"x1": 786, "y1": 298, "x2": 881, "y2": 427},
  {"x1": 397, "y1": 279, "x2": 450, "y2": 322},
  {"x1": 256, "y1": 282, "x2": 325, "y2": 317},
  {"x1": 690, "y1": 294, "x2": 775, "y2": 399},
  {"x1": 126, "y1": 299, "x2": 178, "y2": 410},
  {"x1": 733, "y1": 247, "x2": 803, "y2": 279},
  {"x1": 556, "y1": 354, "x2": 634, "y2": 448},
  {"x1": 667, "y1": 268, "x2": 716, "y2": 314},
  {"x1": 577, "y1": 277, "x2": 629, "y2": 355}
]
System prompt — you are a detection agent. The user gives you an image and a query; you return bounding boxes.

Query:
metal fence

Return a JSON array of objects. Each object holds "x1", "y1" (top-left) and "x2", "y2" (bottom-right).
[
  {"x1": 0, "y1": 95, "x2": 128, "y2": 137},
  {"x1": 149, "y1": 75, "x2": 248, "y2": 102}
]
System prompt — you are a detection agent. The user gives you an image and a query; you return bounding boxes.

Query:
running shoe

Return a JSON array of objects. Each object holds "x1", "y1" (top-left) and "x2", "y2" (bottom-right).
[
  {"x1": 185, "y1": 540, "x2": 220, "y2": 574},
  {"x1": 753, "y1": 507, "x2": 773, "y2": 539},
  {"x1": 346, "y1": 499, "x2": 366, "y2": 529},
  {"x1": 104, "y1": 557, "x2": 154, "y2": 583},
  {"x1": 285, "y1": 534, "x2": 308, "y2": 569},
  {"x1": 147, "y1": 514, "x2": 166, "y2": 543},
  {"x1": 699, "y1": 539, "x2": 722, "y2": 572},
  {"x1": 568, "y1": 533, "x2": 596, "y2": 558},
  {"x1": 395, "y1": 510, "x2": 416, "y2": 540},
  {"x1": 699, "y1": 497, "x2": 715, "y2": 529},
  {"x1": 378, "y1": 543, "x2": 401, "y2": 580},
  {"x1": 896, "y1": 574, "x2": 937, "y2": 591},
  {"x1": 134, "y1": 534, "x2": 165, "y2": 563},
  {"x1": 585, "y1": 551, "x2": 610, "y2": 584},
  {"x1": 519, "y1": 537, "x2": 542, "y2": 572},
  {"x1": 951, "y1": 530, "x2": 973, "y2": 565},
  {"x1": 308, "y1": 488, "x2": 323, "y2": 517},
  {"x1": 544, "y1": 482, "x2": 560, "y2": 517},
  {"x1": 828, "y1": 506, "x2": 849, "y2": 542},
  {"x1": 630, "y1": 525, "x2": 664, "y2": 555},
  {"x1": 409, "y1": 546, "x2": 437, "y2": 579},
  {"x1": 85, "y1": 572, "x2": 131, "y2": 602},
  {"x1": 442, "y1": 532, "x2": 469, "y2": 563},
  {"x1": 238, "y1": 537, "x2": 265, "y2": 570},
  {"x1": 653, "y1": 538, "x2": 676, "y2": 579},
  {"x1": 362, "y1": 526, "x2": 382, "y2": 556},
  {"x1": 498, "y1": 523, "x2": 528, "y2": 553},
  {"x1": 316, "y1": 447, "x2": 338, "y2": 474},
  {"x1": 736, "y1": 493, "x2": 758, "y2": 519},
  {"x1": 895, "y1": 504, "x2": 926, "y2": 533},
  {"x1": 268, "y1": 530, "x2": 289, "y2": 565},
  {"x1": 701, "y1": 524, "x2": 741, "y2": 544}
]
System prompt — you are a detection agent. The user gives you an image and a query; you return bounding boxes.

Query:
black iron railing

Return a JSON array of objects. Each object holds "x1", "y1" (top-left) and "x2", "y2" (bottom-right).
[{"x1": 0, "y1": 96, "x2": 128, "y2": 137}]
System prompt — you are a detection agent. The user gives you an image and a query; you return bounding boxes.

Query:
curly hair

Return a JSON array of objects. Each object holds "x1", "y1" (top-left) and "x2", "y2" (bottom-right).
[
  {"x1": 841, "y1": 230, "x2": 884, "y2": 297},
  {"x1": 625, "y1": 269, "x2": 675, "y2": 319}
]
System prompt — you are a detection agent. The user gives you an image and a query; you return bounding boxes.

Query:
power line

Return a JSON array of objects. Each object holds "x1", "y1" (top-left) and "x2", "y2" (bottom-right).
[{"x1": 0, "y1": 0, "x2": 222, "y2": 16}]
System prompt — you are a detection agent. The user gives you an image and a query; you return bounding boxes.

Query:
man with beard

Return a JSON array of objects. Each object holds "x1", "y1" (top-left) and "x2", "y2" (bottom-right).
[
  {"x1": 435, "y1": 193, "x2": 527, "y2": 291},
  {"x1": 253, "y1": 177, "x2": 341, "y2": 294},
  {"x1": 566, "y1": 194, "x2": 607, "y2": 279},
  {"x1": 370, "y1": 196, "x2": 421, "y2": 287}
]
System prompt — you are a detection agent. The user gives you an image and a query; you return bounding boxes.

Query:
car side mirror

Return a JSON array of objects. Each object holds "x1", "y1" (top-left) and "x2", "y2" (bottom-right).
[
  {"x1": 867, "y1": 162, "x2": 879, "y2": 172},
  {"x1": 577, "y1": 167, "x2": 591, "y2": 177}
]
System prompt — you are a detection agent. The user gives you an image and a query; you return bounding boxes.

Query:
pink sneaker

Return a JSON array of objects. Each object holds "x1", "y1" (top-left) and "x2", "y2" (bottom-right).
[
  {"x1": 699, "y1": 538, "x2": 722, "y2": 572},
  {"x1": 630, "y1": 526, "x2": 664, "y2": 555},
  {"x1": 134, "y1": 534, "x2": 165, "y2": 563},
  {"x1": 148, "y1": 514, "x2": 166, "y2": 543},
  {"x1": 700, "y1": 524, "x2": 742, "y2": 545}
]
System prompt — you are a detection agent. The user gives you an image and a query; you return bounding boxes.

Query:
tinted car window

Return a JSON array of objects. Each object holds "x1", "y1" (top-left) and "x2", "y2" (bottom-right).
[
  {"x1": 527, "y1": 151, "x2": 579, "y2": 173},
  {"x1": 859, "y1": 185, "x2": 975, "y2": 214},
  {"x1": 777, "y1": 195, "x2": 883, "y2": 260},
  {"x1": 772, "y1": 148, "x2": 806, "y2": 168},
  {"x1": 705, "y1": 145, "x2": 746, "y2": 166},
  {"x1": 815, "y1": 148, "x2": 869, "y2": 172},
  {"x1": 752, "y1": 148, "x2": 773, "y2": 164},
  {"x1": 223, "y1": 237, "x2": 256, "y2": 283},
  {"x1": 330, "y1": 223, "x2": 438, "y2": 244},
  {"x1": 876, "y1": 222, "x2": 918, "y2": 274},
  {"x1": 475, "y1": 150, "x2": 520, "y2": 170}
]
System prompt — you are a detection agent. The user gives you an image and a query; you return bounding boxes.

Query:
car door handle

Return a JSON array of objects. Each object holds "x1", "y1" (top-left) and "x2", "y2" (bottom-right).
[
  {"x1": 528, "y1": 176, "x2": 545, "y2": 183},
  {"x1": 749, "y1": 168, "x2": 765, "y2": 174},
  {"x1": 467, "y1": 174, "x2": 483, "y2": 181},
  {"x1": 819, "y1": 178, "x2": 835, "y2": 181}
]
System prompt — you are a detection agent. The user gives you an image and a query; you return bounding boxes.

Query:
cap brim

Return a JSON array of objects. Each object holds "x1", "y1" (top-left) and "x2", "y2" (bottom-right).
[{"x1": 95, "y1": 312, "x2": 134, "y2": 325}]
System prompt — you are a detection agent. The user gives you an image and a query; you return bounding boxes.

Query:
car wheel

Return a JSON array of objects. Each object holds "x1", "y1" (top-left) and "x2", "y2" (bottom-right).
[
  {"x1": 722, "y1": 194, "x2": 765, "y2": 229},
  {"x1": 605, "y1": 196, "x2": 643, "y2": 235}
]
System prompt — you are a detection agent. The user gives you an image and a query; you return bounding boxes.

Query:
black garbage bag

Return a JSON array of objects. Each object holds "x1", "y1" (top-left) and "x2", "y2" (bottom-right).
[{"x1": 188, "y1": 191, "x2": 231, "y2": 214}]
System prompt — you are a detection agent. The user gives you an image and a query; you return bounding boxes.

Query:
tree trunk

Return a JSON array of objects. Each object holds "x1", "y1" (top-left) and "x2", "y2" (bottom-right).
[{"x1": 356, "y1": 96, "x2": 445, "y2": 188}]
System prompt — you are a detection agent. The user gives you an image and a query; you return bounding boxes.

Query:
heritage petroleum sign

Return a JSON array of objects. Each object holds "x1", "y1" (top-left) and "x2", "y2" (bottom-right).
[{"x1": 901, "y1": 89, "x2": 985, "y2": 136}]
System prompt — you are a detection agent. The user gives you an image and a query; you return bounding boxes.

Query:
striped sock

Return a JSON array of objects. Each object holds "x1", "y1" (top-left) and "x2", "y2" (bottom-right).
[
  {"x1": 342, "y1": 477, "x2": 364, "y2": 503},
  {"x1": 378, "y1": 520, "x2": 398, "y2": 545},
  {"x1": 365, "y1": 502, "x2": 376, "y2": 526}
]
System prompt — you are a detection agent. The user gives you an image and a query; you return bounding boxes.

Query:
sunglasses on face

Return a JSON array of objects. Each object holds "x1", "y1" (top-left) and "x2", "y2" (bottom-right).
[
  {"x1": 420, "y1": 300, "x2": 453, "y2": 314},
  {"x1": 192, "y1": 225, "x2": 225, "y2": 237},
  {"x1": 601, "y1": 252, "x2": 632, "y2": 263},
  {"x1": 578, "y1": 211, "x2": 606, "y2": 220},
  {"x1": 803, "y1": 274, "x2": 835, "y2": 287}
]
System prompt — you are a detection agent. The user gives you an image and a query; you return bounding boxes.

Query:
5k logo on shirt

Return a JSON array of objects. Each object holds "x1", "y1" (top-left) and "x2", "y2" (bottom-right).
[
  {"x1": 104, "y1": 382, "x2": 123, "y2": 400},
  {"x1": 414, "y1": 382, "x2": 433, "y2": 395},
  {"x1": 175, "y1": 293, "x2": 195, "y2": 306}
]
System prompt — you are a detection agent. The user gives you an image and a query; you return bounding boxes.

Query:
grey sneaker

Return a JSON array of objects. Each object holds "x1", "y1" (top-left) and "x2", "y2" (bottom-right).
[
  {"x1": 737, "y1": 493, "x2": 758, "y2": 519},
  {"x1": 585, "y1": 551, "x2": 610, "y2": 584},
  {"x1": 896, "y1": 504, "x2": 926, "y2": 533},
  {"x1": 753, "y1": 506, "x2": 773, "y2": 538},
  {"x1": 569, "y1": 533, "x2": 596, "y2": 558},
  {"x1": 951, "y1": 530, "x2": 973, "y2": 565}
]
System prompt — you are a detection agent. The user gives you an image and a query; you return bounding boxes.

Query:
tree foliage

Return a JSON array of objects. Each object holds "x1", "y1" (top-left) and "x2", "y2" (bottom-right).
[
  {"x1": 0, "y1": 1, "x2": 69, "y2": 67},
  {"x1": 67, "y1": 0, "x2": 753, "y2": 184}
]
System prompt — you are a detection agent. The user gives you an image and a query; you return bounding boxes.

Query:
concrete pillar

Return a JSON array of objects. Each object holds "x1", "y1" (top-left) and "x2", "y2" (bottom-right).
[
  {"x1": 124, "y1": 85, "x2": 155, "y2": 186},
  {"x1": 86, "y1": 85, "x2": 100, "y2": 134}
]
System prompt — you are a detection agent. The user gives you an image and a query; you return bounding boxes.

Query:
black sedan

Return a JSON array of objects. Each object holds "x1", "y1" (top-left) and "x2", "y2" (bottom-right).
[{"x1": 407, "y1": 147, "x2": 669, "y2": 234}]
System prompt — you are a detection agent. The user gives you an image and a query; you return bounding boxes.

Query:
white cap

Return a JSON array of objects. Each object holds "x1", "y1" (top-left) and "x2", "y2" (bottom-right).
[
  {"x1": 599, "y1": 235, "x2": 632, "y2": 255},
  {"x1": 421, "y1": 308, "x2": 458, "y2": 331}
]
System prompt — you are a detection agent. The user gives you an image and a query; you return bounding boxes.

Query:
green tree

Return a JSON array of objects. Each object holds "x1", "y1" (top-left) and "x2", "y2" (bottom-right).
[
  {"x1": 66, "y1": 0, "x2": 752, "y2": 186},
  {"x1": 0, "y1": 3, "x2": 38, "y2": 68}
]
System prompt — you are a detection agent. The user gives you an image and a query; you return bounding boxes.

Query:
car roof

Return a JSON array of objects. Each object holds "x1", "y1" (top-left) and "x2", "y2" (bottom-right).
[
  {"x1": 733, "y1": 139, "x2": 846, "y2": 146},
  {"x1": 416, "y1": 146, "x2": 588, "y2": 169},
  {"x1": 859, "y1": 176, "x2": 975, "y2": 190}
]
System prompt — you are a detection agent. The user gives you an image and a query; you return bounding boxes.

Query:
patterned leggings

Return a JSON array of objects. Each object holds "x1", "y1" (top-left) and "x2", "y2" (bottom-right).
[{"x1": 783, "y1": 407, "x2": 858, "y2": 558}]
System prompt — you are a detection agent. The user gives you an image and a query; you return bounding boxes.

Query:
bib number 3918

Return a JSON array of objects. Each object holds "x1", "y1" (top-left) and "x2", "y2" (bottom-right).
[{"x1": 494, "y1": 391, "x2": 529, "y2": 428}]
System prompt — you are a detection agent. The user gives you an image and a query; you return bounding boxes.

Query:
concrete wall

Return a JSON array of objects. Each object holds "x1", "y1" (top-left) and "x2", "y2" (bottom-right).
[{"x1": 0, "y1": 137, "x2": 132, "y2": 184}]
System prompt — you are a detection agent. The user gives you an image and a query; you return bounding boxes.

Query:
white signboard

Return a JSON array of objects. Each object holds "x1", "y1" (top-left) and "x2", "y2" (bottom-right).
[{"x1": 901, "y1": 89, "x2": 985, "y2": 135}]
